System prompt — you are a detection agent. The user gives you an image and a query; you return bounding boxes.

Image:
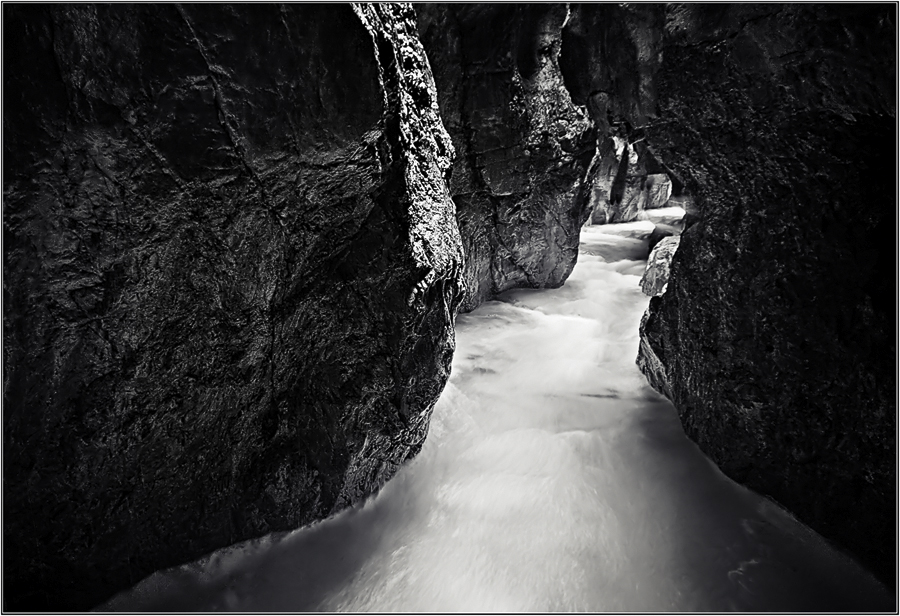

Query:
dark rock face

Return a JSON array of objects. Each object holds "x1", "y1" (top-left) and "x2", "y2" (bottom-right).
[
  {"x1": 417, "y1": 4, "x2": 596, "y2": 311},
  {"x1": 563, "y1": 4, "x2": 896, "y2": 585},
  {"x1": 3, "y1": 4, "x2": 462, "y2": 610}
]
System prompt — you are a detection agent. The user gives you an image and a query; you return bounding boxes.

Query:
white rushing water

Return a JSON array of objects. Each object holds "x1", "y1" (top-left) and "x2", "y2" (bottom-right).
[{"x1": 100, "y1": 209, "x2": 893, "y2": 612}]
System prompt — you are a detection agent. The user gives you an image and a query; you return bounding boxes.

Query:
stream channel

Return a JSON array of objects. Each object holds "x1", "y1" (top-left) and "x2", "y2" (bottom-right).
[{"x1": 100, "y1": 209, "x2": 892, "y2": 612}]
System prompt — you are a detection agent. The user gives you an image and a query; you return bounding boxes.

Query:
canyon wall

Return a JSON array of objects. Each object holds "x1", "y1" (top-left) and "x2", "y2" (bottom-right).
[
  {"x1": 5, "y1": 2, "x2": 893, "y2": 609},
  {"x1": 562, "y1": 3, "x2": 896, "y2": 585},
  {"x1": 4, "y1": 3, "x2": 601, "y2": 609},
  {"x1": 417, "y1": 4, "x2": 596, "y2": 311},
  {"x1": 3, "y1": 4, "x2": 463, "y2": 609}
]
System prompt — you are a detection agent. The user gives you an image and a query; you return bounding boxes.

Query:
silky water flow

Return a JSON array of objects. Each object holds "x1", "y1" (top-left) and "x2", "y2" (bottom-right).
[{"x1": 99, "y1": 209, "x2": 893, "y2": 612}]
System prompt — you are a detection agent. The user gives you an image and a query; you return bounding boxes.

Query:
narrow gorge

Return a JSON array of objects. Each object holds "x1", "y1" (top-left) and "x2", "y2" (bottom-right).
[{"x1": 3, "y1": 3, "x2": 895, "y2": 611}]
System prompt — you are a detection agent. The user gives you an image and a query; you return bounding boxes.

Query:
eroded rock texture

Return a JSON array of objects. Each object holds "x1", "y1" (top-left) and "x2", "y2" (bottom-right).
[
  {"x1": 586, "y1": 139, "x2": 676, "y2": 224},
  {"x1": 417, "y1": 4, "x2": 596, "y2": 311},
  {"x1": 563, "y1": 4, "x2": 896, "y2": 585},
  {"x1": 561, "y1": 4, "x2": 685, "y2": 225},
  {"x1": 640, "y1": 236, "x2": 679, "y2": 298},
  {"x1": 3, "y1": 4, "x2": 462, "y2": 610}
]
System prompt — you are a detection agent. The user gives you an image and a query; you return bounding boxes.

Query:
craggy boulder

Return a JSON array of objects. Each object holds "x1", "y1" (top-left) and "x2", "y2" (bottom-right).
[
  {"x1": 3, "y1": 4, "x2": 462, "y2": 610},
  {"x1": 640, "y1": 236, "x2": 680, "y2": 297},
  {"x1": 585, "y1": 137, "x2": 681, "y2": 224},
  {"x1": 644, "y1": 174, "x2": 673, "y2": 210},
  {"x1": 417, "y1": 4, "x2": 596, "y2": 311}
]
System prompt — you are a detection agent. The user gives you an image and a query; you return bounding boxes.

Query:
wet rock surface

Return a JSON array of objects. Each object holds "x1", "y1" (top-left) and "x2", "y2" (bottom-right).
[
  {"x1": 3, "y1": 4, "x2": 462, "y2": 610},
  {"x1": 417, "y1": 4, "x2": 596, "y2": 311},
  {"x1": 640, "y1": 236, "x2": 680, "y2": 297},
  {"x1": 586, "y1": 139, "x2": 676, "y2": 224},
  {"x1": 562, "y1": 4, "x2": 895, "y2": 586}
]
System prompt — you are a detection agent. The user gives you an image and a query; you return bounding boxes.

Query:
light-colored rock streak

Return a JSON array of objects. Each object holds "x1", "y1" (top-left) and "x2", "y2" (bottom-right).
[{"x1": 640, "y1": 235, "x2": 680, "y2": 297}]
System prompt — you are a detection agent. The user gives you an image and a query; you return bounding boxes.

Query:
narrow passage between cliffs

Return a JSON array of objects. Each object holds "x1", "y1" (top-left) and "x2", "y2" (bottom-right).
[{"x1": 99, "y1": 209, "x2": 892, "y2": 612}]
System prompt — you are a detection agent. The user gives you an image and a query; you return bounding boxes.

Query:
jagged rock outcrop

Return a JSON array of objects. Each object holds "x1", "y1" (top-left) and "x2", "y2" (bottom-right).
[
  {"x1": 562, "y1": 4, "x2": 896, "y2": 586},
  {"x1": 644, "y1": 174, "x2": 672, "y2": 210},
  {"x1": 3, "y1": 4, "x2": 463, "y2": 610},
  {"x1": 560, "y1": 5, "x2": 685, "y2": 226},
  {"x1": 417, "y1": 4, "x2": 596, "y2": 311},
  {"x1": 640, "y1": 236, "x2": 680, "y2": 297},
  {"x1": 586, "y1": 139, "x2": 676, "y2": 224}
]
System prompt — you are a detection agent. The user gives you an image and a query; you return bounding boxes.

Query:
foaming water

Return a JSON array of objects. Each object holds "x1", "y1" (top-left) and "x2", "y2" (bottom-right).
[{"x1": 99, "y1": 211, "x2": 893, "y2": 612}]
